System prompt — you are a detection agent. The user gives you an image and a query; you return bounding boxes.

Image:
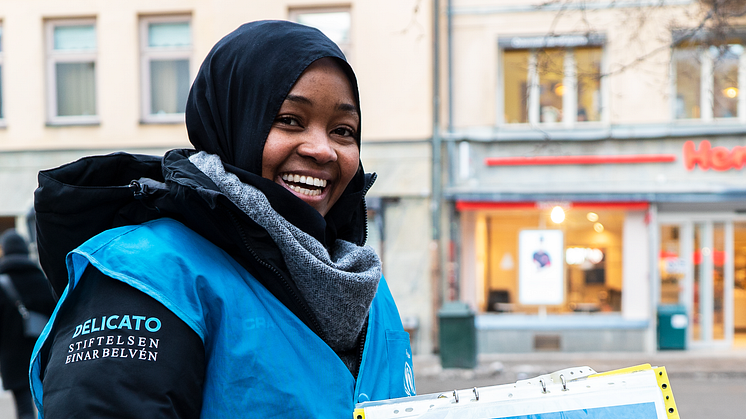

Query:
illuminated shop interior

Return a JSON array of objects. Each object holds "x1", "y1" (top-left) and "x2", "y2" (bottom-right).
[{"x1": 476, "y1": 206, "x2": 625, "y2": 315}]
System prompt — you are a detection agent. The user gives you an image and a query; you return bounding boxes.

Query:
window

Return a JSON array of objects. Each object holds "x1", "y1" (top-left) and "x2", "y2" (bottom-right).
[
  {"x1": 673, "y1": 48, "x2": 702, "y2": 119},
  {"x1": 673, "y1": 43, "x2": 744, "y2": 121},
  {"x1": 0, "y1": 23, "x2": 5, "y2": 123},
  {"x1": 500, "y1": 35, "x2": 604, "y2": 126},
  {"x1": 140, "y1": 16, "x2": 192, "y2": 123},
  {"x1": 575, "y1": 48, "x2": 603, "y2": 122},
  {"x1": 290, "y1": 7, "x2": 352, "y2": 61},
  {"x1": 46, "y1": 19, "x2": 98, "y2": 125}
]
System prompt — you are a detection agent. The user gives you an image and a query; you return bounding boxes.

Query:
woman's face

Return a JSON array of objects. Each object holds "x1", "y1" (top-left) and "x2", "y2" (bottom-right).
[{"x1": 262, "y1": 58, "x2": 360, "y2": 217}]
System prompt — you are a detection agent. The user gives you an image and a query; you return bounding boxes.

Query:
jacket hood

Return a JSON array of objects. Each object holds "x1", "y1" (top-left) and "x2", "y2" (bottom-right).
[{"x1": 1, "y1": 230, "x2": 28, "y2": 256}]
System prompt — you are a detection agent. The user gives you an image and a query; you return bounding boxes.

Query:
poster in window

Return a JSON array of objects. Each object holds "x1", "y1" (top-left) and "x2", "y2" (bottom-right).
[{"x1": 519, "y1": 229, "x2": 564, "y2": 305}]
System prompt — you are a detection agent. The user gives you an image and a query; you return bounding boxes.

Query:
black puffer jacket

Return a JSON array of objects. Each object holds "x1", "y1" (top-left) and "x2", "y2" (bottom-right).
[
  {"x1": 34, "y1": 148, "x2": 374, "y2": 340},
  {"x1": 0, "y1": 254, "x2": 55, "y2": 390}
]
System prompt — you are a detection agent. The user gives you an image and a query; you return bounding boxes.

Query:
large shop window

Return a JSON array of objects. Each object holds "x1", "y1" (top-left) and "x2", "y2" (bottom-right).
[
  {"x1": 480, "y1": 208, "x2": 623, "y2": 314},
  {"x1": 45, "y1": 19, "x2": 98, "y2": 125},
  {"x1": 673, "y1": 39, "x2": 743, "y2": 120},
  {"x1": 140, "y1": 16, "x2": 192, "y2": 123},
  {"x1": 500, "y1": 35, "x2": 604, "y2": 126}
]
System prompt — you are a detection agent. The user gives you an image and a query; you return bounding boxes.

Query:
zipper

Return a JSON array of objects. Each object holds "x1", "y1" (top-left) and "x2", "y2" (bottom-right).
[
  {"x1": 359, "y1": 172, "x2": 377, "y2": 246},
  {"x1": 356, "y1": 318, "x2": 368, "y2": 379},
  {"x1": 224, "y1": 206, "x2": 324, "y2": 339},
  {"x1": 355, "y1": 173, "x2": 377, "y2": 376}
]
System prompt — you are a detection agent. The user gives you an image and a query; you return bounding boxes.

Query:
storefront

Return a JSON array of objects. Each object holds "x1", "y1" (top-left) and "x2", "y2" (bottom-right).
[{"x1": 451, "y1": 134, "x2": 746, "y2": 352}]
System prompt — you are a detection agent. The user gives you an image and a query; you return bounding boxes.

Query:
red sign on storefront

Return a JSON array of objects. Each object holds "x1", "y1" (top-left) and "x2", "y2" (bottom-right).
[
  {"x1": 683, "y1": 140, "x2": 746, "y2": 171},
  {"x1": 482, "y1": 140, "x2": 746, "y2": 171}
]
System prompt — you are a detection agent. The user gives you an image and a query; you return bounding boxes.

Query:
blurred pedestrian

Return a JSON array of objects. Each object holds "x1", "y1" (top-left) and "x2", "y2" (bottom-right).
[{"x1": 0, "y1": 230, "x2": 55, "y2": 419}]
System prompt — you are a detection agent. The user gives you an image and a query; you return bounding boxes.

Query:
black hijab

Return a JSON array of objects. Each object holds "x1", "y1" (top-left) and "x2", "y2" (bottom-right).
[{"x1": 185, "y1": 20, "x2": 371, "y2": 247}]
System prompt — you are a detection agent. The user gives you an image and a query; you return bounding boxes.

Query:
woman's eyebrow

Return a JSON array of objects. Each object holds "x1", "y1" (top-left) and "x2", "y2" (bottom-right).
[
  {"x1": 285, "y1": 94, "x2": 313, "y2": 106},
  {"x1": 337, "y1": 103, "x2": 358, "y2": 115},
  {"x1": 284, "y1": 94, "x2": 358, "y2": 115}
]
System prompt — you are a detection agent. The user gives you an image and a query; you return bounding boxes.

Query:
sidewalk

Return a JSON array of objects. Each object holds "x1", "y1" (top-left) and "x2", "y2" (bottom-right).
[
  {"x1": 410, "y1": 349, "x2": 746, "y2": 418},
  {"x1": 413, "y1": 347, "x2": 746, "y2": 389}
]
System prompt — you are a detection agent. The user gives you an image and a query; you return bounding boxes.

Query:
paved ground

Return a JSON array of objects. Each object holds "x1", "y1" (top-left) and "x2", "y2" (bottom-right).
[
  {"x1": 413, "y1": 348, "x2": 746, "y2": 419},
  {"x1": 5, "y1": 348, "x2": 745, "y2": 417},
  {"x1": 414, "y1": 347, "x2": 746, "y2": 389}
]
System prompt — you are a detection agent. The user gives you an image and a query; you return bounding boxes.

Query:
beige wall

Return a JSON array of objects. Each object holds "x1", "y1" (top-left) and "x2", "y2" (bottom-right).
[
  {"x1": 449, "y1": 0, "x2": 706, "y2": 129},
  {"x1": 0, "y1": 0, "x2": 432, "y2": 152}
]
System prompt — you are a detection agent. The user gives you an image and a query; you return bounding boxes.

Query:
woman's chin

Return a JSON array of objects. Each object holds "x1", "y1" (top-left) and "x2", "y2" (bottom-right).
[{"x1": 285, "y1": 187, "x2": 328, "y2": 215}]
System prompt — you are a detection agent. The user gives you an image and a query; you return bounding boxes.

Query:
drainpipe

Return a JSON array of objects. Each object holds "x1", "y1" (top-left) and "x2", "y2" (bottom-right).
[
  {"x1": 446, "y1": 0, "x2": 459, "y2": 301},
  {"x1": 432, "y1": 0, "x2": 442, "y2": 248},
  {"x1": 431, "y1": 0, "x2": 444, "y2": 351},
  {"x1": 447, "y1": 0, "x2": 454, "y2": 153},
  {"x1": 431, "y1": 0, "x2": 442, "y2": 265}
]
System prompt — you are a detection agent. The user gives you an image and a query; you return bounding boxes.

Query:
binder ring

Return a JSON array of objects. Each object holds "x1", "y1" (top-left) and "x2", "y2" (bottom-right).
[
  {"x1": 453, "y1": 390, "x2": 459, "y2": 403},
  {"x1": 539, "y1": 379, "x2": 547, "y2": 394},
  {"x1": 473, "y1": 387, "x2": 479, "y2": 401},
  {"x1": 560, "y1": 374, "x2": 568, "y2": 391}
]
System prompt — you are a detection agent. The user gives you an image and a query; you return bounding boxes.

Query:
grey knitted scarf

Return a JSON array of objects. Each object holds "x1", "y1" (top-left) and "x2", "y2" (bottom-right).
[{"x1": 189, "y1": 152, "x2": 382, "y2": 352}]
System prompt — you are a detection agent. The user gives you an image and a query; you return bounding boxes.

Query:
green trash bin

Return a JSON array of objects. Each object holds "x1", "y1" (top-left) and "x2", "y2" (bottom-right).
[
  {"x1": 438, "y1": 302, "x2": 476, "y2": 369},
  {"x1": 657, "y1": 305, "x2": 687, "y2": 350}
]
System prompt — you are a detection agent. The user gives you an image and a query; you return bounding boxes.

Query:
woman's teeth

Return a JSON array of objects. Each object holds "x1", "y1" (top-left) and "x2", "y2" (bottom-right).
[
  {"x1": 282, "y1": 173, "x2": 327, "y2": 187},
  {"x1": 282, "y1": 173, "x2": 326, "y2": 196},
  {"x1": 288, "y1": 184, "x2": 321, "y2": 196}
]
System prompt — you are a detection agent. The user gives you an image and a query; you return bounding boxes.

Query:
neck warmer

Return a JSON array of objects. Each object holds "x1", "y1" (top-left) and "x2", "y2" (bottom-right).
[{"x1": 189, "y1": 152, "x2": 382, "y2": 352}]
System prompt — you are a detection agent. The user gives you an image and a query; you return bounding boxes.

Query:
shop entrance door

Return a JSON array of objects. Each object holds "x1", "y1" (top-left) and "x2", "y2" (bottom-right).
[
  {"x1": 658, "y1": 218, "x2": 735, "y2": 349},
  {"x1": 734, "y1": 222, "x2": 746, "y2": 347}
]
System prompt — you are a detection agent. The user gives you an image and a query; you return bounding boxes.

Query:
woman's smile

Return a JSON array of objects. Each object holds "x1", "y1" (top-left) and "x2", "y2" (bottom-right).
[{"x1": 280, "y1": 173, "x2": 328, "y2": 196}]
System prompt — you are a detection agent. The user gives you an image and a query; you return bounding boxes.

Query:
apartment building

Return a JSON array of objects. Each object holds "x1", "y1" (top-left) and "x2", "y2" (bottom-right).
[
  {"x1": 0, "y1": 1, "x2": 437, "y2": 353},
  {"x1": 446, "y1": 0, "x2": 746, "y2": 352},
  {"x1": 5, "y1": 0, "x2": 741, "y2": 358}
]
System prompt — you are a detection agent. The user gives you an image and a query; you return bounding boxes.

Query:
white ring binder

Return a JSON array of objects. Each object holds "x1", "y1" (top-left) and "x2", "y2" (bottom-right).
[{"x1": 353, "y1": 364, "x2": 680, "y2": 419}]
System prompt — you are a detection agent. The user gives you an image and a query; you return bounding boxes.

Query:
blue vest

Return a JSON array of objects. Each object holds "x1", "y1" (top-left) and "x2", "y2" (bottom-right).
[{"x1": 30, "y1": 218, "x2": 416, "y2": 418}]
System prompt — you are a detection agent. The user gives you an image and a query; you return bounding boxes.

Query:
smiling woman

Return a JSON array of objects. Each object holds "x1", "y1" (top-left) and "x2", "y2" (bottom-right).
[{"x1": 32, "y1": 20, "x2": 414, "y2": 419}]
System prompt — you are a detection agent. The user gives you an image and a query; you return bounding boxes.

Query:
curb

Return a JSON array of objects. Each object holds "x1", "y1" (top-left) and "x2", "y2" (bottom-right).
[{"x1": 413, "y1": 349, "x2": 746, "y2": 381}]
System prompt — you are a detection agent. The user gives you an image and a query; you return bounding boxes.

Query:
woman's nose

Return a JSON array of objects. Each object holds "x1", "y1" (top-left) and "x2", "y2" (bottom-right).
[{"x1": 297, "y1": 128, "x2": 337, "y2": 163}]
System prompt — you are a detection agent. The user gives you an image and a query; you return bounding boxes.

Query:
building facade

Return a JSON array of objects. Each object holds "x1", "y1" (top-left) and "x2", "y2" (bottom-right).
[
  {"x1": 446, "y1": 0, "x2": 746, "y2": 352},
  {"x1": 4, "y1": 0, "x2": 743, "y2": 358},
  {"x1": 0, "y1": 1, "x2": 438, "y2": 353}
]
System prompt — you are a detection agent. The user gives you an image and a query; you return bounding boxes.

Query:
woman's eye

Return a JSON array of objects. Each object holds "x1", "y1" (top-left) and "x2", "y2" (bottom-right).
[
  {"x1": 333, "y1": 127, "x2": 355, "y2": 137},
  {"x1": 276, "y1": 116, "x2": 300, "y2": 126}
]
